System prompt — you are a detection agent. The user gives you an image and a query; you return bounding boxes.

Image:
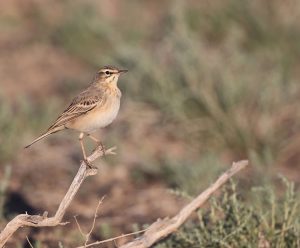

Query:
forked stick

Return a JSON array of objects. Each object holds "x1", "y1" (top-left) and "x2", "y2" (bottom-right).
[
  {"x1": 0, "y1": 154, "x2": 248, "y2": 247},
  {"x1": 0, "y1": 146, "x2": 116, "y2": 247}
]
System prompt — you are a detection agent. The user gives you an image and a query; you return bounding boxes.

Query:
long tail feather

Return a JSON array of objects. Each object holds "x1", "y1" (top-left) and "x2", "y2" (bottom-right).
[{"x1": 24, "y1": 127, "x2": 63, "y2": 148}]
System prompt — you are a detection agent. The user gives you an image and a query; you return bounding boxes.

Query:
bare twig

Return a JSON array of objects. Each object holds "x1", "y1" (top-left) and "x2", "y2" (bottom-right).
[
  {"x1": 0, "y1": 146, "x2": 116, "y2": 247},
  {"x1": 26, "y1": 236, "x2": 34, "y2": 248},
  {"x1": 119, "y1": 160, "x2": 249, "y2": 248},
  {"x1": 76, "y1": 229, "x2": 148, "y2": 248},
  {"x1": 74, "y1": 216, "x2": 85, "y2": 237},
  {"x1": 75, "y1": 196, "x2": 105, "y2": 247}
]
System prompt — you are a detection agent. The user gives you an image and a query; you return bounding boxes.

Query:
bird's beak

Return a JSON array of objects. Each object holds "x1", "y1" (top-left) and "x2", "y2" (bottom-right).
[{"x1": 118, "y1": 69, "x2": 128, "y2": 74}]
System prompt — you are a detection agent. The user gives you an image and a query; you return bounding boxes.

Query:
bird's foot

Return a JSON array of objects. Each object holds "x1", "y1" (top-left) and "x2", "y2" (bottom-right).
[
  {"x1": 81, "y1": 158, "x2": 93, "y2": 169},
  {"x1": 92, "y1": 142, "x2": 106, "y2": 157},
  {"x1": 100, "y1": 142, "x2": 106, "y2": 156}
]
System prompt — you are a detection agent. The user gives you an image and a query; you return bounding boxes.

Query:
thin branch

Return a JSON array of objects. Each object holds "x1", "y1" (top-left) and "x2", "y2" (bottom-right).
[
  {"x1": 74, "y1": 216, "x2": 85, "y2": 238},
  {"x1": 0, "y1": 146, "x2": 116, "y2": 248},
  {"x1": 119, "y1": 160, "x2": 249, "y2": 248},
  {"x1": 87, "y1": 197, "x2": 105, "y2": 239},
  {"x1": 76, "y1": 229, "x2": 148, "y2": 248},
  {"x1": 75, "y1": 196, "x2": 105, "y2": 247},
  {"x1": 26, "y1": 236, "x2": 34, "y2": 248}
]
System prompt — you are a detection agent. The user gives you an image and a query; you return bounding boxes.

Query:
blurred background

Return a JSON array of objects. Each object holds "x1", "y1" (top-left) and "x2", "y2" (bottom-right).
[{"x1": 0, "y1": 0, "x2": 300, "y2": 247}]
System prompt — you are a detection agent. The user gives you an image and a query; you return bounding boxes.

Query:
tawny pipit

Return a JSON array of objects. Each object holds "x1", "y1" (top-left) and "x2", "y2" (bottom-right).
[{"x1": 25, "y1": 65, "x2": 128, "y2": 165}]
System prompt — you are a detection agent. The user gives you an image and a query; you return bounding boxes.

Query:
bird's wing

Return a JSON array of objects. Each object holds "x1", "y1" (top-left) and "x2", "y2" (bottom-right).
[{"x1": 47, "y1": 87, "x2": 104, "y2": 131}]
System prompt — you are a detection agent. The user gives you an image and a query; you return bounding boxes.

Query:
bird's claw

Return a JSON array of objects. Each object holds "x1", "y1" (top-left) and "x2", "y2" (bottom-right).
[
  {"x1": 81, "y1": 158, "x2": 93, "y2": 168},
  {"x1": 93, "y1": 142, "x2": 106, "y2": 156},
  {"x1": 100, "y1": 143, "x2": 106, "y2": 157}
]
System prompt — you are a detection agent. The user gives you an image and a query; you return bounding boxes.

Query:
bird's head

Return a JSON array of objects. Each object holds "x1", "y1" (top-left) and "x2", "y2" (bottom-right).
[{"x1": 96, "y1": 65, "x2": 128, "y2": 85}]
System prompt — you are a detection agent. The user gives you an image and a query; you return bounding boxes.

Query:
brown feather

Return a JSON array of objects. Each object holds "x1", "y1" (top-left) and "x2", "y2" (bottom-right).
[
  {"x1": 25, "y1": 85, "x2": 105, "y2": 148},
  {"x1": 25, "y1": 65, "x2": 126, "y2": 148},
  {"x1": 47, "y1": 85, "x2": 104, "y2": 131}
]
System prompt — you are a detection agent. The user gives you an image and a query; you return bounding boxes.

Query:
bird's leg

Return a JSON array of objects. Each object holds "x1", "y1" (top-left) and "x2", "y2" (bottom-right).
[
  {"x1": 87, "y1": 134, "x2": 106, "y2": 155},
  {"x1": 78, "y1": 132, "x2": 91, "y2": 168}
]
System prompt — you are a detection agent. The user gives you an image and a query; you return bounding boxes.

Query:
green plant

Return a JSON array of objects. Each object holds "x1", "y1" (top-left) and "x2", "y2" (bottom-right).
[
  {"x1": 155, "y1": 179, "x2": 300, "y2": 248},
  {"x1": 0, "y1": 96, "x2": 61, "y2": 163}
]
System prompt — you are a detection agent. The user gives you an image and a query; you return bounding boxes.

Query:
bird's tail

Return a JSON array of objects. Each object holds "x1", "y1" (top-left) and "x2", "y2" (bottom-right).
[{"x1": 24, "y1": 126, "x2": 63, "y2": 148}]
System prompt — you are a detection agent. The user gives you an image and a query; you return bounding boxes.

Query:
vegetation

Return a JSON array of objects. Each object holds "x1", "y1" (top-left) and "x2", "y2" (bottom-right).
[
  {"x1": 156, "y1": 180, "x2": 300, "y2": 248},
  {"x1": 0, "y1": 0, "x2": 300, "y2": 247}
]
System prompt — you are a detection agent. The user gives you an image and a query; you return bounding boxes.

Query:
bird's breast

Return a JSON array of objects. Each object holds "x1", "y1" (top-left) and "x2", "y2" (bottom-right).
[
  {"x1": 69, "y1": 95, "x2": 121, "y2": 133},
  {"x1": 95, "y1": 96, "x2": 121, "y2": 127}
]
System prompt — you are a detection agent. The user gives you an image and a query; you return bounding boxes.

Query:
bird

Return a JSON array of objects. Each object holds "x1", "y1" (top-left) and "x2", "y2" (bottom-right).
[{"x1": 25, "y1": 65, "x2": 128, "y2": 166}]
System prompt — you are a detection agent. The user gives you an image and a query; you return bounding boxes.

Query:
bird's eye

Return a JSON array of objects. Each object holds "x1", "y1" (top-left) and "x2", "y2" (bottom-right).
[{"x1": 105, "y1": 70, "x2": 110, "y2": 75}]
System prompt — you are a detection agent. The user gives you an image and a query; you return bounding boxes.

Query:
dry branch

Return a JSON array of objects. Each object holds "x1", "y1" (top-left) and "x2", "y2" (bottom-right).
[
  {"x1": 119, "y1": 160, "x2": 249, "y2": 248},
  {"x1": 75, "y1": 196, "x2": 105, "y2": 246},
  {"x1": 0, "y1": 146, "x2": 116, "y2": 247},
  {"x1": 76, "y1": 229, "x2": 148, "y2": 248}
]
